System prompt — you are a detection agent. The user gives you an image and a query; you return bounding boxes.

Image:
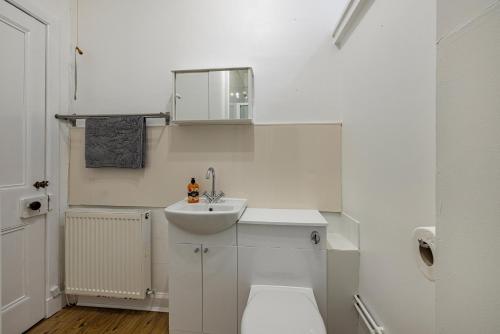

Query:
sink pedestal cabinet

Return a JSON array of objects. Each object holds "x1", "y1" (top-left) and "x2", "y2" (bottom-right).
[{"x1": 169, "y1": 223, "x2": 237, "y2": 334}]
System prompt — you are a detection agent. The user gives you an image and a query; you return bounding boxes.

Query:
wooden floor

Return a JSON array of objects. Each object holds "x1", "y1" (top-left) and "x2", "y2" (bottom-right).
[{"x1": 26, "y1": 307, "x2": 169, "y2": 334}]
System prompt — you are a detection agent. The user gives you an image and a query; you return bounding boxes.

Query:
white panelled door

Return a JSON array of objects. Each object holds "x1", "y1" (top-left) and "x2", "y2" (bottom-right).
[{"x1": 0, "y1": 2, "x2": 47, "y2": 333}]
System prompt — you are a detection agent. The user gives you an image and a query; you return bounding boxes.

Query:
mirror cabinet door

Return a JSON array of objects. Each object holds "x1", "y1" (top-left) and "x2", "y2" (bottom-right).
[
  {"x1": 208, "y1": 69, "x2": 250, "y2": 121},
  {"x1": 175, "y1": 72, "x2": 209, "y2": 121}
]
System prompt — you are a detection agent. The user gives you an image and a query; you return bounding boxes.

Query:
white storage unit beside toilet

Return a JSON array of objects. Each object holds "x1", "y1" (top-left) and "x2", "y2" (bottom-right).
[{"x1": 238, "y1": 208, "x2": 328, "y2": 333}]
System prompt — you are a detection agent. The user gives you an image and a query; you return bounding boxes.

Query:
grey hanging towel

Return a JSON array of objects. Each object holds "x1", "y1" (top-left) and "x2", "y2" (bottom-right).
[{"x1": 85, "y1": 116, "x2": 146, "y2": 168}]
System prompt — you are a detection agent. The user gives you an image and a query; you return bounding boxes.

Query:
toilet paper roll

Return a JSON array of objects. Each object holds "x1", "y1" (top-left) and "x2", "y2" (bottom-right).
[{"x1": 413, "y1": 226, "x2": 436, "y2": 282}]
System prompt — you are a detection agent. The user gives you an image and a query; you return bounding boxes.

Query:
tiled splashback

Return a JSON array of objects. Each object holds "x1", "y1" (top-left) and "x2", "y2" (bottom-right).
[{"x1": 69, "y1": 124, "x2": 341, "y2": 211}]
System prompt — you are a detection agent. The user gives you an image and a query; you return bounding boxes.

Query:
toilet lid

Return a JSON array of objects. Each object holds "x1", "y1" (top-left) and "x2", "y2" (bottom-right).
[{"x1": 241, "y1": 287, "x2": 326, "y2": 334}]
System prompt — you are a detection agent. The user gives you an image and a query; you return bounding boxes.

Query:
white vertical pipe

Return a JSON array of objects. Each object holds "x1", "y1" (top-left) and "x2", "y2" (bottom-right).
[{"x1": 354, "y1": 295, "x2": 384, "y2": 334}]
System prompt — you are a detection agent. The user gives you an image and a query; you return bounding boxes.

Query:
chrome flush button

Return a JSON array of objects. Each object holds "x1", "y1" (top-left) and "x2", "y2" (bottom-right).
[{"x1": 311, "y1": 231, "x2": 321, "y2": 245}]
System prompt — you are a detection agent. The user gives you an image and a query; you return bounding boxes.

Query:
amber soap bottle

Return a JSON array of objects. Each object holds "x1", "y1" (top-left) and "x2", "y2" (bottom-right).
[{"x1": 187, "y1": 177, "x2": 200, "y2": 203}]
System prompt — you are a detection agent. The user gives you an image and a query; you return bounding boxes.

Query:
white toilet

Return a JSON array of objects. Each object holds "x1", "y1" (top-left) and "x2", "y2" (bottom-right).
[{"x1": 241, "y1": 285, "x2": 327, "y2": 334}]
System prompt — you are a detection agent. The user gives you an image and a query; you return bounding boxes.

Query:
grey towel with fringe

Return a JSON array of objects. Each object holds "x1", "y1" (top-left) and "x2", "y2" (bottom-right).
[{"x1": 85, "y1": 116, "x2": 146, "y2": 168}]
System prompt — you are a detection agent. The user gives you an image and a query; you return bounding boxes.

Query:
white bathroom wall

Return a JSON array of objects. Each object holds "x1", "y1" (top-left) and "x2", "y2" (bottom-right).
[
  {"x1": 66, "y1": 3, "x2": 439, "y2": 330},
  {"x1": 436, "y1": 1, "x2": 500, "y2": 333},
  {"x1": 72, "y1": 0, "x2": 345, "y2": 123},
  {"x1": 65, "y1": 0, "x2": 347, "y2": 310},
  {"x1": 335, "y1": 1, "x2": 436, "y2": 333}
]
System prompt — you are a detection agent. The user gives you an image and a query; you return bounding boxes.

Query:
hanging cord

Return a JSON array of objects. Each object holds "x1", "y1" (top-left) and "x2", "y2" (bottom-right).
[
  {"x1": 74, "y1": 50, "x2": 79, "y2": 100},
  {"x1": 74, "y1": 0, "x2": 84, "y2": 100}
]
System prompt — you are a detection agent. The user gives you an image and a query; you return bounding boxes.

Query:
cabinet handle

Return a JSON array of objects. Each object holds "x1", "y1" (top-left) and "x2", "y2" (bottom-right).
[
  {"x1": 204, "y1": 248, "x2": 209, "y2": 253},
  {"x1": 194, "y1": 247, "x2": 200, "y2": 253}
]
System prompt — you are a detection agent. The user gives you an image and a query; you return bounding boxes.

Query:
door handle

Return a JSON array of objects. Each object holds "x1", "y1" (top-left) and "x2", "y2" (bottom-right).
[
  {"x1": 194, "y1": 247, "x2": 200, "y2": 253},
  {"x1": 33, "y1": 180, "x2": 49, "y2": 190},
  {"x1": 203, "y1": 248, "x2": 209, "y2": 254},
  {"x1": 28, "y1": 201, "x2": 42, "y2": 211}
]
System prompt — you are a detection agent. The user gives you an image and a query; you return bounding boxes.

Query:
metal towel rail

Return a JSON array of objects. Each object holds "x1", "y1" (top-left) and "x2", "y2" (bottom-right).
[
  {"x1": 354, "y1": 294, "x2": 384, "y2": 334},
  {"x1": 55, "y1": 112, "x2": 170, "y2": 126}
]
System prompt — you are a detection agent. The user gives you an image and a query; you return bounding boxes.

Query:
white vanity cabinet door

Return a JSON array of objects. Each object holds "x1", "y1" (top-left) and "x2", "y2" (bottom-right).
[
  {"x1": 202, "y1": 245, "x2": 237, "y2": 334},
  {"x1": 175, "y1": 72, "x2": 209, "y2": 121},
  {"x1": 170, "y1": 243, "x2": 203, "y2": 333}
]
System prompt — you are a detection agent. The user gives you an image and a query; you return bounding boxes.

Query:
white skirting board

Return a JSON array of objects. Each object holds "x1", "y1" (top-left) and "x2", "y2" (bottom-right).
[
  {"x1": 74, "y1": 293, "x2": 169, "y2": 313},
  {"x1": 46, "y1": 295, "x2": 64, "y2": 318}
]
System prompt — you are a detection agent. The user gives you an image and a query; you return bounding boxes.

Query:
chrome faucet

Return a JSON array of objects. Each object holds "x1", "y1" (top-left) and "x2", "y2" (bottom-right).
[
  {"x1": 206, "y1": 167, "x2": 216, "y2": 197},
  {"x1": 203, "y1": 167, "x2": 224, "y2": 203}
]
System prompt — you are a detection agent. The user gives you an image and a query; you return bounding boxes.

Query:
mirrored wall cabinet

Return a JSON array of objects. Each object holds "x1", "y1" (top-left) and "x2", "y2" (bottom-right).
[{"x1": 172, "y1": 67, "x2": 254, "y2": 124}]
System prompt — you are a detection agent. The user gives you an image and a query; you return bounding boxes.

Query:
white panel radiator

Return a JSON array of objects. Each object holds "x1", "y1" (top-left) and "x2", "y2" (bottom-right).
[{"x1": 65, "y1": 210, "x2": 151, "y2": 299}]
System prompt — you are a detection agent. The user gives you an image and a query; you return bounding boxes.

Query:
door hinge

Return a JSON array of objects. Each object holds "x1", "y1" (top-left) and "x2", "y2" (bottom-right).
[{"x1": 33, "y1": 180, "x2": 49, "y2": 190}]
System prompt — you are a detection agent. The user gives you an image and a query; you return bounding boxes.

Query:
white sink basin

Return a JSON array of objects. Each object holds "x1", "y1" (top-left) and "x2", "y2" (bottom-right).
[{"x1": 164, "y1": 198, "x2": 247, "y2": 235}]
